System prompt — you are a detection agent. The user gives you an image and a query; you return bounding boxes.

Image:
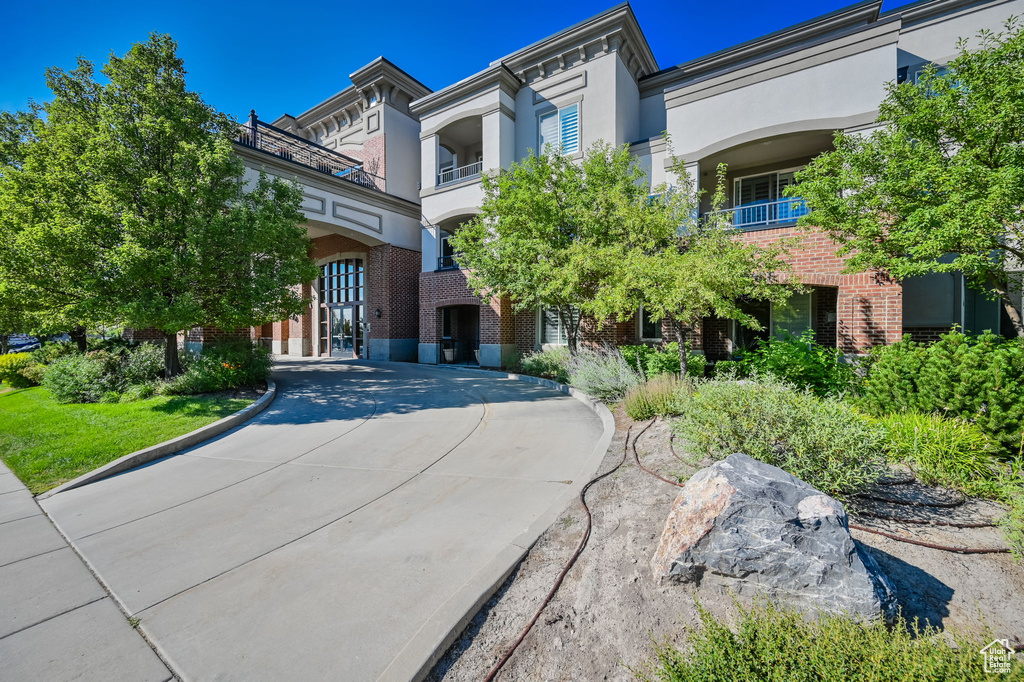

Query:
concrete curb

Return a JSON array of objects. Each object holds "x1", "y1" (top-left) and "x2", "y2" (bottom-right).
[
  {"x1": 377, "y1": 365, "x2": 616, "y2": 682},
  {"x1": 37, "y1": 381, "x2": 278, "y2": 500}
]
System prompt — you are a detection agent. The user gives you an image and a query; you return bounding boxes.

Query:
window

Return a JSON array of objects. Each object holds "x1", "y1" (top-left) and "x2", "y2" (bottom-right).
[
  {"x1": 438, "y1": 145, "x2": 457, "y2": 174},
  {"x1": 438, "y1": 232, "x2": 457, "y2": 269},
  {"x1": 734, "y1": 170, "x2": 797, "y2": 207},
  {"x1": 639, "y1": 307, "x2": 662, "y2": 341},
  {"x1": 539, "y1": 103, "x2": 579, "y2": 155},
  {"x1": 318, "y1": 258, "x2": 365, "y2": 305},
  {"x1": 539, "y1": 306, "x2": 579, "y2": 345},
  {"x1": 772, "y1": 292, "x2": 813, "y2": 338}
]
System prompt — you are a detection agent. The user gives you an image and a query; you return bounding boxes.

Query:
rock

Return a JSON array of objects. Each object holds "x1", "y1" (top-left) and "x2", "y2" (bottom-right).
[{"x1": 651, "y1": 453, "x2": 896, "y2": 621}]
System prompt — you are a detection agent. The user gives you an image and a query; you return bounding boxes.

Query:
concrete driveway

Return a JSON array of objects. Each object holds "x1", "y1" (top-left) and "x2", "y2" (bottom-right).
[{"x1": 41, "y1": 358, "x2": 609, "y2": 681}]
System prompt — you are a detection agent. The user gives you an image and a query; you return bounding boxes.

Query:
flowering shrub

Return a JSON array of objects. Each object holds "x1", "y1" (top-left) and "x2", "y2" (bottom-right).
[{"x1": 163, "y1": 340, "x2": 271, "y2": 395}]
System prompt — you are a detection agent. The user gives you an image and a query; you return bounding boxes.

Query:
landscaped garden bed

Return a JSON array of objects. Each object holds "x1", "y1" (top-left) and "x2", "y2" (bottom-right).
[
  {"x1": 430, "y1": 329, "x2": 1024, "y2": 680},
  {"x1": 0, "y1": 337, "x2": 273, "y2": 494},
  {"x1": 0, "y1": 386, "x2": 259, "y2": 494}
]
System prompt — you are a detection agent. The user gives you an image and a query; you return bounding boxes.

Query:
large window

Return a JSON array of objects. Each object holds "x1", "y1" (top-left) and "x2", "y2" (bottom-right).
[
  {"x1": 734, "y1": 170, "x2": 797, "y2": 207},
  {"x1": 318, "y1": 258, "x2": 366, "y2": 357},
  {"x1": 539, "y1": 103, "x2": 579, "y2": 155},
  {"x1": 318, "y1": 258, "x2": 364, "y2": 304},
  {"x1": 539, "y1": 306, "x2": 579, "y2": 345},
  {"x1": 772, "y1": 292, "x2": 812, "y2": 338},
  {"x1": 730, "y1": 293, "x2": 813, "y2": 351}
]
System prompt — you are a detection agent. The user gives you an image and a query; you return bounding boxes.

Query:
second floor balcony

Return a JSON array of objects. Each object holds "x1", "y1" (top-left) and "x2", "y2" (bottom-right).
[
  {"x1": 706, "y1": 196, "x2": 810, "y2": 230},
  {"x1": 437, "y1": 160, "x2": 483, "y2": 187}
]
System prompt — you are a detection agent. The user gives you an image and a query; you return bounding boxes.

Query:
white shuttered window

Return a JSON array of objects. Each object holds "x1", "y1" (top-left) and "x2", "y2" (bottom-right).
[{"x1": 539, "y1": 103, "x2": 580, "y2": 155}]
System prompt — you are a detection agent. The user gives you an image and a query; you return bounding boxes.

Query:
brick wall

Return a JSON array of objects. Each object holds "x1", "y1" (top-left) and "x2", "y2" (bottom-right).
[
  {"x1": 905, "y1": 326, "x2": 947, "y2": 344},
  {"x1": 738, "y1": 225, "x2": 902, "y2": 353}
]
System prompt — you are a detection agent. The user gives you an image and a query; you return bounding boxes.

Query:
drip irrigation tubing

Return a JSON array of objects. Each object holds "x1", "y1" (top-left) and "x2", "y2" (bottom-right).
[
  {"x1": 668, "y1": 429, "x2": 688, "y2": 465},
  {"x1": 633, "y1": 421, "x2": 685, "y2": 488},
  {"x1": 848, "y1": 523, "x2": 1010, "y2": 554},
  {"x1": 852, "y1": 509, "x2": 997, "y2": 529},
  {"x1": 483, "y1": 422, "x2": 641, "y2": 682}
]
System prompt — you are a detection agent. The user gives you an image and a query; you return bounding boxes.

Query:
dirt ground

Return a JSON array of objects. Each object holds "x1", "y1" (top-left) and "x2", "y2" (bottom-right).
[{"x1": 427, "y1": 408, "x2": 1024, "y2": 682}]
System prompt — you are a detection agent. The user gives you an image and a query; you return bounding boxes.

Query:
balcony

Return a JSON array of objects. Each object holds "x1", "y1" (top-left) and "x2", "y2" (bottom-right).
[
  {"x1": 705, "y1": 197, "x2": 810, "y2": 230},
  {"x1": 437, "y1": 255, "x2": 460, "y2": 270},
  {"x1": 236, "y1": 112, "x2": 384, "y2": 192},
  {"x1": 437, "y1": 160, "x2": 483, "y2": 187}
]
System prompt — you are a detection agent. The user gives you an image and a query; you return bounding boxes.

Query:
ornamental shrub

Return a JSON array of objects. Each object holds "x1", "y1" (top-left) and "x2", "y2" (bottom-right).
[
  {"x1": 42, "y1": 352, "x2": 124, "y2": 403},
  {"x1": 673, "y1": 377, "x2": 884, "y2": 499},
  {"x1": 519, "y1": 346, "x2": 571, "y2": 383},
  {"x1": 877, "y1": 412, "x2": 998, "y2": 495},
  {"x1": 623, "y1": 373, "x2": 691, "y2": 421},
  {"x1": 738, "y1": 330, "x2": 855, "y2": 396},
  {"x1": 0, "y1": 353, "x2": 37, "y2": 388},
  {"x1": 644, "y1": 600, "x2": 1017, "y2": 682},
  {"x1": 122, "y1": 343, "x2": 166, "y2": 385},
  {"x1": 858, "y1": 331, "x2": 1024, "y2": 455},
  {"x1": 565, "y1": 346, "x2": 643, "y2": 401},
  {"x1": 163, "y1": 340, "x2": 271, "y2": 395},
  {"x1": 620, "y1": 342, "x2": 706, "y2": 378},
  {"x1": 30, "y1": 341, "x2": 78, "y2": 366}
]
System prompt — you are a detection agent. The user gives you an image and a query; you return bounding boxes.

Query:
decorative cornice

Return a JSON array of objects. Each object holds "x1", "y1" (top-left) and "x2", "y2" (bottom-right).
[
  {"x1": 882, "y1": 0, "x2": 999, "y2": 24},
  {"x1": 495, "y1": 3, "x2": 658, "y2": 84},
  {"x1": 640, "y1": 0, "x2": 883, "y2": 96},
  {"x1": 663, "y1": 17, "x2": 901, "y2": 107},
  {"x1": 272, "y1": 57, "x2": 432, "y2": 142},
  {"x1": 410, "y1": 64, "x2": 522, "y2": 118}
]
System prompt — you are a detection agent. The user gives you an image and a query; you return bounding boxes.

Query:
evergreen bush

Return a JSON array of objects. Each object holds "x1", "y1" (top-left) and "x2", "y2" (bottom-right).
[{"x1": 858, "y1": 331, "x2": 1024, "y2": 455}]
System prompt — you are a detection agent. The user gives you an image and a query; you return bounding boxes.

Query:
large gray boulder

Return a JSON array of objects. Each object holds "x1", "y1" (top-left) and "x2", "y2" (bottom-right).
[{"x1": 651, "y1": 453, "x2": 896, "y2": 621}]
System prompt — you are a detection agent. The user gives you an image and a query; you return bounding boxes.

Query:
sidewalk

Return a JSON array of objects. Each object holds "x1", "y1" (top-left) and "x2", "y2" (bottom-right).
[{"x1": 0, "y1": 461, "x2": 172, "y2": 682}]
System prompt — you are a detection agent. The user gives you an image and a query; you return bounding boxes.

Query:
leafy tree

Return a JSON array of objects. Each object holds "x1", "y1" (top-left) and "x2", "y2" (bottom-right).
[
  {"x1": 0, "y1": 34, "x2": 317, "y2": 376},
  {"x1": 792, "y1": 19, "x2": 1024, "y2": 336},
  {"x1": 589, "y1": 162, "x2": 797, "y2": 375},
  {"x1": 449, "y1": 142, "x2": 651, "y2": 354}
]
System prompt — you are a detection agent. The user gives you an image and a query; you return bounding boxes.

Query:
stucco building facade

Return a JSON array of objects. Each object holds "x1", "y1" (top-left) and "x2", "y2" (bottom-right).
[{"x1": 229, "y1": 0, "x2": 1022, "y2": 365}]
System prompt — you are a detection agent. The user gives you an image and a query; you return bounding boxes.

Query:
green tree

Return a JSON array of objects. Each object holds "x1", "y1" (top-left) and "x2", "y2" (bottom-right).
[
  {"x1": 0, "y1": 34, "x2": 317, "y2": 376},
  {"x1": 792, "y1": 19, "x2": 1024, "y2": 336},
  {"x1": 589, "y1": 161, "x2": 797, "y2": 375},
  {"x1": 449, "y1": 142, "x2": 652, "y2": 354}
]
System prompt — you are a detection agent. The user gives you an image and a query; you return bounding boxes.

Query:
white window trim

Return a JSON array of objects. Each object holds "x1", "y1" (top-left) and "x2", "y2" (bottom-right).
[
  {"x1": 537, "y1": 99, "x2": 582, "y2": 157},
  {"x1": 536, "y1": 306, "x2": 579, "y2": 348},
  {"x1": 732, "y1": 166, "x2": 804, "y2": 207}
]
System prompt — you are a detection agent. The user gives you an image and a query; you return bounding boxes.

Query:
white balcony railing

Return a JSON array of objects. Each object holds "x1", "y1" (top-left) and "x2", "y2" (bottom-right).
[
  {"x1": 437, "y1": 160, "x2": 483, "y2": 187},
  {"x1": 707, "y1": 197, "x2": 810, "y2": 229}
]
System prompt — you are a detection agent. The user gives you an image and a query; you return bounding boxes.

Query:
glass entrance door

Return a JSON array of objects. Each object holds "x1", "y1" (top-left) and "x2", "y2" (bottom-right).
[{"x1": 329, "y1": 305, "x2": 363, "y2": 358}]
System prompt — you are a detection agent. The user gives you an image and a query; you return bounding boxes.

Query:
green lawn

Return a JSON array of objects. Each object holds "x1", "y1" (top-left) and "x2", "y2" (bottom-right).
[{"x1": 0, "y1": 387, "x2": 253, "y2": 494}]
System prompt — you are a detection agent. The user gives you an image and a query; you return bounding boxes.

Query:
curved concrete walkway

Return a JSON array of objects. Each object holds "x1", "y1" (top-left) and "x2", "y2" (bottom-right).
[{"x1": 41, "y1": 358, "x2": 608, "y2": 681}]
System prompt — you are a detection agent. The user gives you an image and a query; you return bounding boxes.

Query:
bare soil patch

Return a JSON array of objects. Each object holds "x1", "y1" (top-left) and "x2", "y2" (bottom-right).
[{"x1": 427, "y1": 407, "x2": 1024, "y2": 681}]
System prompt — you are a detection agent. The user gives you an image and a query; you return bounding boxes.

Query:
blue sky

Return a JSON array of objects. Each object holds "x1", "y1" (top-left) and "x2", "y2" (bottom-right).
[{"x1": 3, "y1": 0, "x2": 911, "y2": 121}]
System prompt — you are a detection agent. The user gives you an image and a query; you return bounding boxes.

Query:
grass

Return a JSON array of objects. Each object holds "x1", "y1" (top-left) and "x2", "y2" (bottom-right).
[{"x1": 0, "y1": 386, "x2": 253, "y2": 494}]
